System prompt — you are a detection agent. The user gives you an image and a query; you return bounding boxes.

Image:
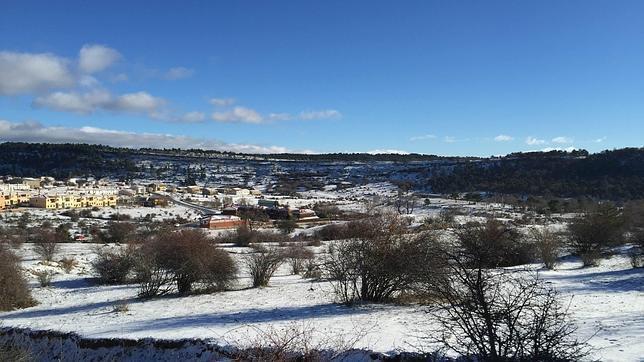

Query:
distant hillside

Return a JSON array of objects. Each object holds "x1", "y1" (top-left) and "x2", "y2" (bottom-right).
[
  {"x1": 427, "y1": 148, "x2": 644, "y2": 200},
  {"x1": 1, "y1": 142, "x2": 643, "y2": 200}
]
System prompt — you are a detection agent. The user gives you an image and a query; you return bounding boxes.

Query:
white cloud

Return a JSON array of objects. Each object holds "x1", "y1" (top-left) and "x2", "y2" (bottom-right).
[
  {"x1": 78, "y1": 44, "x2": 121, "y2": 73},
  {"x1": 0, "y1": 119, "x2": 291, "y2": 153},
  {"x1": 34, "y1": 89, "x2": 166, "y2": 117},
  {"x1": 298, "y1": 109, "x2": 341, "y2": 120},
  {"x1": 163, "y1": 67, "x2": 194, "y2": 80},
  {"x1": 33, "y1": 89, "x2": 112, "y2": 114},
  {"x1": 212, "y1": 106, "x2": 264, "y2": 124},
  {"x1": 268, "y1": 113, "x2": 293, "y2": 121},
  {"x1": 110, "y1": 91, "x2": 165, "y2": 113},
  {"x1": 410, "y1": 134, "x2": 436, "y2": 141},
  {"x1": 0, "y1": 51, "x2": 75, "y2": 95},
  {"x1": 367, "y1": 149, "x2": 410, "y2": 155},
  {"x1": 179, "y1": 111, "x2": 205, "y2": 123},
  {"x1": 444, "y1": 136, "x2": 457, "y2": 143},
  {"x1": 551, "y1": 136, "x2": 573, "y2": 144},
  {"x1": 594, "y1": 137, "x2": 607, "y2": 143},
  {"x1": 494, "y1": 134, "x2": 514, "y2": 142},
  {"x1": 209, "y1": 97, "x2": 236, "y2": 107},
  {"x1": 525, "y1": 136, "x2": 546, "y2": 145}
]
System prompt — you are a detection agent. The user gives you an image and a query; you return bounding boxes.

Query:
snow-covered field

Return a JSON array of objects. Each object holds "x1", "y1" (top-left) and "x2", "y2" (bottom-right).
[{"x1": 1, "y1": 243, "x2": 642, "y2": 361}]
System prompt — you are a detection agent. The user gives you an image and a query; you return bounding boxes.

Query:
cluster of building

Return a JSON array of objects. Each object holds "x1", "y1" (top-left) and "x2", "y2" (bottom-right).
[
  {"x1": 0, "y1": 177, "x2": 120, "y2": 211},
  {"x1": 200, "y1": 200, "x2": 319, "y2": 230}
]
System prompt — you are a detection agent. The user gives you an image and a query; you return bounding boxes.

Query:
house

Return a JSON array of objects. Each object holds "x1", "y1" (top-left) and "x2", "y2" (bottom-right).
[
  {"x1": 147, "y1": 183, "x2": 167, "y2": 193},
  {"x1": 22, "y1": 177, "x2": 42, "y2": 189},
  {"x1": 293, "y1": 208, "x2": 318, "y2": 221},
  {"x1": 221, "y1": 206, "x2": 239, "y2": 216},
  {"x1": 200, "y1": 215, "x2": 245, "y2": 229},
  {"x1": 130, "y1": 185, "x2": 146, "y2": 194},
  {"x1": 0, "y1": 196, "x2": 5, "y2": 211},
  {"x1": 185, "y1": 185, "x2": 201, "y2": 194},
  {"x1": 258, "y1": 199, "x2": 279, "y2": 208}
]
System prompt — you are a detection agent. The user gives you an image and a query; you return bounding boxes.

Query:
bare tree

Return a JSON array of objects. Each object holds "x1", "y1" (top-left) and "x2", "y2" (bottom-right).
[
  {"x1": 284, "y1": 243, "x2": 314, "y2": 275},
  {"x1": 245, "y1": 246, "x2": 284, "y2": 287},
  {"x1": 31, "y1": 227, "x2": 60, "y2": 262},
  {"x1": 0, "y1": 244, "x2": 35, "y2": 311},
  {"x1": 568, "y1": 203, "x2": 624, "y2": 266},
  {"x1": 529, "y1": 227, "x2": 563, "y2": 270},
  {"x1": 134, "y1": 229, "x2": 237, "y2": 297},
  {"x1": 324, "y1": 214, "x2": 444, "y2": 303},
  {"x1": 394, "y1": 189, "x2": 418, "y2": 215},
  {"x1": 417, "y1": 247, "x2": 591, "y2": 360}
]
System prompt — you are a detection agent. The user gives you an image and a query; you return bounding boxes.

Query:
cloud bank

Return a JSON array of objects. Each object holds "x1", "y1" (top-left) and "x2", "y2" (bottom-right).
[{"x1": 0, "y1": 120, "x2": 290, "y2": 153}]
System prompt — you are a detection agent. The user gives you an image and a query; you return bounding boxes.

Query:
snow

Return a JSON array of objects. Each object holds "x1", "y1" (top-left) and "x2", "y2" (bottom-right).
[{"x1": 1, "y1": 243, "x2": 643, "y2": 361}]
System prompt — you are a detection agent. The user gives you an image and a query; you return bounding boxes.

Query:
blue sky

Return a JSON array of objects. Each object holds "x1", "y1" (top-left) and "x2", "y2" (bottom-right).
[{"x1": 1, "y1": 1, "x2": 643, "y2": 155}]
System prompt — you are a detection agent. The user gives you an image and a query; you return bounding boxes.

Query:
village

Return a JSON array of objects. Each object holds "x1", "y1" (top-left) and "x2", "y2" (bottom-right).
[{"x1": 0, "y1": 175, "x2": 323, "y2": 238}]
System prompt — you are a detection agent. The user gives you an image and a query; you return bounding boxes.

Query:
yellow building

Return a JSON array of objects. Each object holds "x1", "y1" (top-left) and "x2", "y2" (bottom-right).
[
  {"x1": 29, "y1": 194, "x2": 118, "y2": 209},
  {"x1": 0, "y1": 196, "x2": 5, "y2": 210},
  {"x1": 1, "y1": 193, "x2": 30, "y2": 208},
  {"x1": 147, "y1": 183, "x2": 167, "y2": 193}
]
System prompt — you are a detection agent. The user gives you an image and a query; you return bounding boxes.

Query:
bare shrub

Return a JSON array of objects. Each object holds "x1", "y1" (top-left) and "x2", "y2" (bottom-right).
[
  {"x1": 418, "y1": 257, "x2": 591, "y2": 361},
  {"x1": 135, "y1": 229, "x2": 237, "y2": 297},
  {"x1": 34, "y1": 270, "x2": 53, "y2": 287},
  {"x1": 314, "y1": 223, "x2": 348, "y2": 241},
  {"x1": 0, "y1": 343, "x2": 32, "y2": 362},
  {"x1": 229, "y1": 322, "x2": 369, "y2": 361},
  {"x1": 31, "y1": 228, "x2": 60, "y2": 262},
  {"x1": 302, "y1": 259, "x2": 322, "y2": 280},
  {"x1": 284, "y1": 244, "x2": 314, "y2": 275},
  {"x1": 112, "y1": 302, "x2": 129, "y2": 313},
  {"x1": 393, "y1": 188, "x2": 418, "y2": 215},
  {"x1": 568, "y1": 204, "x2": 624, "y2": 267},
  {"x1": 92, "y1": 247, "x2": 135, "y2": 284},
  {"x1": 0, "y1": 245, "x2": 35, "y2": 311},
  {"x1": 0, "y1": 227, "x2": 26, "y2": 247},
  {"x1": 276, "y1": 218, "x2": 298, "y2": 235},
  {"x1": 234, "y1": 224, "x2": 257, "y2": 247},
  {"x1": 97, "y1": 222, "x2": 137, "y2": 244},
  {"x1": 59, "y1": 257, "x2": 78, "y2": 273},
  {"x1": 324, "y1": 214, "x2": 445, "y2": 303},
  {"x1": 245, "y1": 246, "x2": 284, "y2": 287},
  {"x1": 529, "y1": 227, "x2": 563, "y2": 270},
  {"x1": 455, "y1": 219, "x2": 535, "y2": 268}
]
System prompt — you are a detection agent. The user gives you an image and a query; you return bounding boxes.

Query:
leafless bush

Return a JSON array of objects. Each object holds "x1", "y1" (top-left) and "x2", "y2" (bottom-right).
[
  {"x1": 324, "y1": 214, "x2": 445, "y2": 303},
  {"x1": 314, "y1": 223, "x2": 348, "y2": 241},
  {"x1": 0, "y1": 343, "x2": 32, "y2": 362},
  {"x1": 59, "y1": 257, "x2": 78, "y2": 273},
  {"x1": 0, "y1": 227, "x2": 26, "y2": 247},
  {"x1": 92, "y1": 247, "x2": 135, "y2": 284},
  {"x1": 529, "y1": 227, "x2": 563, "y2": 270},
  {"x1": 455, "y1": 219, "x2": 535, "y2": 268},
  {"x1": 393, "y1": 189, "x2": 418, "y2": 215},
  {"x1": 135, "y1": 229, "x2": 237, "y2": 297},
  {"x1": 568, "y1": 203, "x2": 625, "y2": 267},
  {"x1": 417, "y1": 248, "x2": 591, "y2": 361},
  {"x1": 97, "y1": 222, "x2": 137, "y2": 244},
  {"x1": 284, "y1": 244, "x2": 314, "y2": 275},
  {"x1": 31, "y1": 228, "x2": 60, "y2": 262},
  {"x1": 234, "y1": 223, "x2": 257, "y2": 246},
  {"x1": 245, "y1": 246, "x2": 285, "y2": 287},
  {"x1": 228, "y1": 322, "x2": 370, "y2": 361},
  {"x1": 112, "y1": 302, "x2": 129, "y2": 313},
  {"x1": 303, "y1": 258, "x2": 322, "y2": 280},
  {"x1": 34, "y1": 270, "x2": 53, "y2": 287},
  {"x1": 0, "y1": 245, "x2": 35, "y2": 311}
]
